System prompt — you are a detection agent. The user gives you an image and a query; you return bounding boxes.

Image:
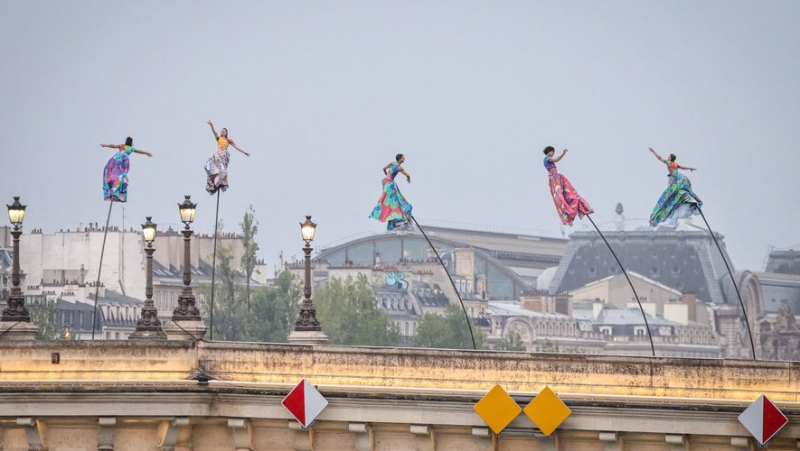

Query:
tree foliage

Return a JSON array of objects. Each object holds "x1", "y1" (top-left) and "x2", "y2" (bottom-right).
[
  {"x1": 240, "y1": 206, "x2": 259, "y2": 309},
  {"x1": 315, "y1": 275, "x2": 400, "y2": 346},
  {"x1": 495, "y1": 330, "x2": 526, "y2": 352},
  {"x1": 412, "y1": 303, "x2": 483, "y2": 350},
  {"x1": 30, "y1": 299, "x2": 60, "y2": 340}
]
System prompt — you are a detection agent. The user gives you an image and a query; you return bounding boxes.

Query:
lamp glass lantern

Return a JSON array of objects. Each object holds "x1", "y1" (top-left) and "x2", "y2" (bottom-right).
[
  {"x1": 142, "y1": 216, "x2": 157, "y2": 246},
  {"x1": 6, "y1": 197, "x2": 26, "y2": 226},
  {"x1": 178, "y1": 195, "x2": 197, "y2": 226},
  {"x1": 300, "y1": 216, "x2": 316, "y2": 244}
]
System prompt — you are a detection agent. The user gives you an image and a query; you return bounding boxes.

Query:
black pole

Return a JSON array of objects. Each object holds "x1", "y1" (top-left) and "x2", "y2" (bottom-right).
[
  {"x1": 91, "y1": 201, "x2": 114, "y2": 340},
  {"x1": 410, "y1": 216, "x2": 477, "y2": 350},
  {"x1": 586, "y1": 215, "x2": 656, "y2": 357},
  {"x1": 209, "y1": 190, "x2": 220, "y2": 341},
  {"x1": 697, "y1": 209, "x2": 756, "y2": 360}
]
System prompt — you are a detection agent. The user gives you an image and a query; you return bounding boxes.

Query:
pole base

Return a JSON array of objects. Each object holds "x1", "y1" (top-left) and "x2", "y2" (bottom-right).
[
  {"x1": 129, "y1": 329, "x2": 168, "y2": 340},
  {"x1": 288, "y1": 329, "x2": 329, "y2": 346},
  {"x1": 164, "y1": 320, "x2": 207, "y2": 341},
  {"x1": 0, "y1": 321, "x2": 38, "y2": 341}
]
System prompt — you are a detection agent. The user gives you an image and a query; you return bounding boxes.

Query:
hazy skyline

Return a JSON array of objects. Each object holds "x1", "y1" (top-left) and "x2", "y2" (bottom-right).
[{"x1": 2, "y1": 1, "x2": 799, "y2": 272}]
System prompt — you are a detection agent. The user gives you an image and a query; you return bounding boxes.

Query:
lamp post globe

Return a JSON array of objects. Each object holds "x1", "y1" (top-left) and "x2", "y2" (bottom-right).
[
  {"x1": 6, "y1": 197, "x2": 26, "y2": 228},
  {"x1": 178, "y1": 195, "x2": 197, "y2": 227}
]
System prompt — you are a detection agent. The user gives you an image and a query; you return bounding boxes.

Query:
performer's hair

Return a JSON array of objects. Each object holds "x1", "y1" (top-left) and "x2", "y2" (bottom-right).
[
  {"x1": 395, "y1": 153, "x2": 404, "y2": 162},
  {"x1": 669, "y1": 153, "x2": 676, "y2": 162},
  {"x1": 543, "y1": 146, "x2": 555, "y2": 155},
  {"x1": 125, "y1": 137, "x2": 133, "y2": 146}
]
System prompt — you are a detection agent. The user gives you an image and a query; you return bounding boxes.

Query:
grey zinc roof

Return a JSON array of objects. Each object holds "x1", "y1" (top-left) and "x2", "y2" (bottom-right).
[{"x1": 548, "y1": 223, "x2": 733, "y2": 305}]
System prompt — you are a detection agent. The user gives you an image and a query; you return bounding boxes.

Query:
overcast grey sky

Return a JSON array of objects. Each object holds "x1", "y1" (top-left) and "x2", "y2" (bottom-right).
[{"x1": 1, "y1": 1, "x2": 798, "y2": 272}]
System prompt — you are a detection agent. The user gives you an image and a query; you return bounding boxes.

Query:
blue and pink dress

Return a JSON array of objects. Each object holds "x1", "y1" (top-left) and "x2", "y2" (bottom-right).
[
  {"x1": 369, "y1": 162, "x2": 413, "y2": 231},
  {"x1": 103, "y1": 145, "x2": 135, "y2": 202},
  {"x1": 649, "y1": 160, "x2": 702, "y2": 227},
  {"x1": 544, "y1": 156, "x2": 593, "y2": 226}
]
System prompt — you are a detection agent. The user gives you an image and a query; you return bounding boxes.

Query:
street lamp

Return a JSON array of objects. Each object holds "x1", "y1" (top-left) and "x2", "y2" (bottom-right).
[
  {"x1": 131, "y1": 216, "x2": 165, "y2": 339},
  {"x1": 294, "y1": 215, "x2": 322, "y2": 332},
  {"x1": 2, "y1": 197, "x2": 30, "y2": 322},
  {"x1": 172, "y1": 196, "x2": 200, "y2": 321}
]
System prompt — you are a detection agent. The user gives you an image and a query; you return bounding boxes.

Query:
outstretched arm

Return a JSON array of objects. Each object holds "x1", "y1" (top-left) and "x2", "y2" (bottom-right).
[
  {"x1": 230, "y1": 142, "x2": 250, "y2": 157},
  {"x1": 133, "y1": 148, "x2": 153, "y2": 157},
  {"x1": 649, "y1": 147, "x2": 666, "y2": 163},
  {"x1": 678, "y1": 164, "x2": 696, "y2": 171},
  {"x1": 100, "y1": 144, "x2": 121, "y2": 149},
  {"x1": 207, "y1": 120, "x2": 219, "y2": 141},
  {"x1": 399, "y1": 168, "x2": 411, "y2": 183},
  {"x1": 550, "y1": 149, "x2": 568, "y2": 163}
]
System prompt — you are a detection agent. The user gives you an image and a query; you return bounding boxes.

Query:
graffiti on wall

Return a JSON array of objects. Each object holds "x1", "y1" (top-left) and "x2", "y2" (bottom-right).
[{"x1": 384, "y1": 271, "x2": 408, "y2": 290}]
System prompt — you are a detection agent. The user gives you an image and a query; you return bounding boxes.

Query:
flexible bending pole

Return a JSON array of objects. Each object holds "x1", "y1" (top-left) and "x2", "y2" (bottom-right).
[
  {"x1": 698, "y1": 209, "x2": 756, "y2": 360},
  {"x1": 410, "y1": 215, "x2": 477, "y2": 350},
  {"x1": 209, "y1": 190, "x2": 221, "y2": 341},
  {"x1": 586, "y1": 215, "x2": 656, "y2": 357},
  {"x1": 91, "y1": 201, "x2": 114, "y2": 340}
]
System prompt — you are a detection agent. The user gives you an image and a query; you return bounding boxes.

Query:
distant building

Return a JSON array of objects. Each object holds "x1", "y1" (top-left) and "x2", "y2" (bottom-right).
[
  {"x1": 24, "y1": 282, "x2": 142, "y2": 339},
  {"x1": 16, "y1": 224, "x2": 264, "y2": 321},
  {"x1": 292, "y1": 224, "x2": 565, "y2": 343}
]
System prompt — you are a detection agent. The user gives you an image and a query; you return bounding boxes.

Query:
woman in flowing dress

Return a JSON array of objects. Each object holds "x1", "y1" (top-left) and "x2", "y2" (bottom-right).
[
  {"x1": 648, "y1": 147, "x2": 702, "y2": 227},
  {"x1": 100, "y1": 137, "x2": 152, "y2": 202},
  {"x1": 543, "y1": 146, "x2": 593, "y2": 226},
  {"x1": 370, "y1": 154, "x2": 413, "y2": 231},
  {"x1": 205, "y1": 120, "x2": 250, "y2": 195}
]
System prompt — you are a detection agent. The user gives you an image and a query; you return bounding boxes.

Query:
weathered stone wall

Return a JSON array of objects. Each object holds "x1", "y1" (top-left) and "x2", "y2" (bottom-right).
[{"x1": 0, "y1": 341, "x2": 796, "y2": 450}]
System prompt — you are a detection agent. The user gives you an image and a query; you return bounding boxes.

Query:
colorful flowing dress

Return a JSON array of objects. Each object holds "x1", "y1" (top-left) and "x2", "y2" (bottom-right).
[
  {"x1": 369, "y1": 162, "x2": 413, "y2": 231},
  {"x1": 205, "y1": 136, "x2": 234, "y2": 195},
  {"x1": 545, "y1": 156, "x2": 594, "y2": 226},
  {"x1": 103, "y1": 145, "x2": 135, "y2": 202},
  {"x1": 649, "y1": 160, "x2": 702, "y2": 227}
]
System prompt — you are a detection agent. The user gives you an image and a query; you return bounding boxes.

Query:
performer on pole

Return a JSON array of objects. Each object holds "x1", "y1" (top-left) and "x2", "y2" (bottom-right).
[
  {"x1": 205, "y1": 120, "x2": 250, "y2": 195},
  {"x1": 101, "y1": 137, "x2": 153, "y2": 202},
  {"x1": 370, "y1": 154, "x2": 413, "y2": 231},
  {"x1": 544, "y1": 146, "x2": 594, "y2": 226},
  {"x1": 647, "y1": 147, "x2": 755, "y2": 359},
  {"x1": 93, "y1": 136, "x2": 152, "y2": 339},
  {"x1": 542, "y1": 145, "x2": 654, "y2": 356},
  {"x1": 648, "y1": 147, "x2": 702, "y2": 227}
]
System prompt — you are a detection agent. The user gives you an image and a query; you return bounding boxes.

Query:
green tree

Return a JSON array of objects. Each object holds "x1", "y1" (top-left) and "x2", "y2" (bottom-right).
[
  {"x1": 412, "y1": 303, "x2": 484, "y2": 350},
  {"x1": 29, "y1": 299, "x2": 60, "y2": 340},
  {"x1": 241, "y1": 270, "x2": 301, "y2": 343},
  {"x1": 495, "y1": 331, "x2": 526, "y2": 352},
  {"x1": 315, "y1": 275, "x2": 400, "y2": 346},
  {"x1": 201, "y1": 244, "x2": 247, "y2": 341},
  {"x1": 240, "y1": 206, "x2": 259, "y2": 309},
  {"x1": 535, "y1": 338, "x2": 559, "y2": 353}
]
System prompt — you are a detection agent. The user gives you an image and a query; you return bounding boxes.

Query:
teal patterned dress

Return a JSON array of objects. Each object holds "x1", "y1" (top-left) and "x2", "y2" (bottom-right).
[
  {"x1": 369, "y1": 162, "x2": 413, "y2": 230},
  {"x1": 649, "y1": 160, "x2": 703, "y2": 227}
]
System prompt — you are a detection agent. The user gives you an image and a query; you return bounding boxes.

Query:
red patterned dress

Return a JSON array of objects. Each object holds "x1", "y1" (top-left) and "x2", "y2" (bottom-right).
[{"x1": 545, "y1": 156, "x2": 593, "y2": 226}]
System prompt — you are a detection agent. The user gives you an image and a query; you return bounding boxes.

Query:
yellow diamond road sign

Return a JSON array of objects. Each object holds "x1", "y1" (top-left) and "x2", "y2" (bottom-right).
[
  {"x1": 523, "y1": 386, "x2": 571, "y2": 436},
  {"x1": 474, "y1": 385, "x2": 522, "y2": 434}
]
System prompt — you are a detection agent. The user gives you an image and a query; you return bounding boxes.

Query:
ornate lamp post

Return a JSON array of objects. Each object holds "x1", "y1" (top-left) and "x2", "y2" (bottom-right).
[
  {"x1": 3, "y1": 197, "x2": 29, "y2": 322},
  {"x1": 0, "y1": 196, "x2": 37, "y2": 341},
  {"x1": 130, "y1": 217, "x2": 166, "y2": 339},
  {"x1": 173, "y1": 196, "x2": 201, "y2": 322},
  {"x1": 292, "y1": 216, "x2": 325, "y2": 338}
]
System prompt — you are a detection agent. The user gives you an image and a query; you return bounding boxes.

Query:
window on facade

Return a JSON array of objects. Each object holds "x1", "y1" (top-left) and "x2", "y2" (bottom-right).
[
  {"x1": 375, "y1": 239, "x2": 402, "y2": 264},
  {"x1": 403, "y1": 238, "x2": 431, "y2": 262}
]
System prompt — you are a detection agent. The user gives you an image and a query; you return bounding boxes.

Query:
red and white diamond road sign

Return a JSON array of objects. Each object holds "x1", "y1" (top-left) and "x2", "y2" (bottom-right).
[
  {"x1": 281, "y1": 379, "x2": 329, "y2": 428},
  {"x1": 738, "y1": 395, "x2": 788, "y2": 446}
]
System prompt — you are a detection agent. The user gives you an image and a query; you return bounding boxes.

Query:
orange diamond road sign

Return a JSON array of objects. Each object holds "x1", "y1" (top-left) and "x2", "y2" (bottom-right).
[
  {"x1": 474, "y1": 385, "x2": 522, "y2": 434},
  {"x1": 523, "y1": 386, "x2": 571, "y2": 436}
]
